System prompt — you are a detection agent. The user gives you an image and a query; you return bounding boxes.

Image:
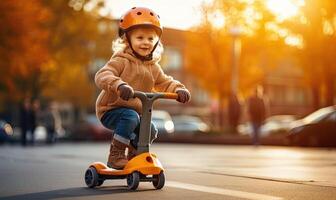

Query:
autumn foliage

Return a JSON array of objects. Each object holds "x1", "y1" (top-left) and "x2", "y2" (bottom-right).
[
  {"x1": 0, "y1": 0, "x2": 50, "y2": 103},
  {"x1": 0, "y1": 0, "x2": 110, "y2": 110}
]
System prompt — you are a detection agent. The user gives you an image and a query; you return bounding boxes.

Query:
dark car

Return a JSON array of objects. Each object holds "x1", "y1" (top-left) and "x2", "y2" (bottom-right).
[
  {"x1": 67, "y1": 115, "x2": 113, "y2": 141},
  {"x1": 287, "y1": 106, "x2": 336, "y2": 147}
]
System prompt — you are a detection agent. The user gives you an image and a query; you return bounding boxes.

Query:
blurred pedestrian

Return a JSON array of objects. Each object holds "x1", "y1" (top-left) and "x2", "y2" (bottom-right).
[
  {"x1": 50, "y1": 102, "x2": 63, "y2": 143},
  {"x1": 95, "y1": 7, "x2": 190, "y2": 169},
  {"x1": 228, "y1": 93, "x2": 241, "y2": 134},
  {"x1": 32, "y1": 98, "x2": 42, "y2": 128},
  {"x1": 41, "y1": 103, "x2": 56, "y2": 144},
  {"x1": 19, "y1": 97, "x2": 36, "y2": 146},
  {"x1": 247, "y1": 86, "x2": 268, "y2": 146}
]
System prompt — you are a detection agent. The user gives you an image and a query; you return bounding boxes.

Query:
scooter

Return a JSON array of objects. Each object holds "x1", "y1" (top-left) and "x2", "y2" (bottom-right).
[{"x1": 84, "y1": 91, "x2": 178, "y2": 190}]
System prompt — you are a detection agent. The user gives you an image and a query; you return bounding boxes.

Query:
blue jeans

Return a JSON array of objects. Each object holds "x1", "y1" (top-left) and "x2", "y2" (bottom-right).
[{"x1": 100, "y1": 107, "x2": 158, "y2": 147}]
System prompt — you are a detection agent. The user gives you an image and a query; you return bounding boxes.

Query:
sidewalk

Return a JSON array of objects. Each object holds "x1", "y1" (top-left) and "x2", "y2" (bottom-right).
[{"x1": 156, "y1": 134, "x2": 288, "y2": 146}]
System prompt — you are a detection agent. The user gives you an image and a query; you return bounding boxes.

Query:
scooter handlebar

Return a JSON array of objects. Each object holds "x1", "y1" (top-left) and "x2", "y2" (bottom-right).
[
  {"x1": 133, "y1": 91, "x2": 178, "y2": 100},
  {"x1": 162, "y1": 92, "x2": 178, "y2": 99}
]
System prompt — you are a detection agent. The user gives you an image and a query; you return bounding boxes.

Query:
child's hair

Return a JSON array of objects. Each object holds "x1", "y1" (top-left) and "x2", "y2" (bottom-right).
[{"x1": 112, "y1": 35, "x2": 164, "y2": 60}]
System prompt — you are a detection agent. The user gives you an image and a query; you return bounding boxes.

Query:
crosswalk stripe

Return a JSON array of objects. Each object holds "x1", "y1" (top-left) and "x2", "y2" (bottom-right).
[{"x1": 166, "y1": 181, "x2": 283, "y2": 200}]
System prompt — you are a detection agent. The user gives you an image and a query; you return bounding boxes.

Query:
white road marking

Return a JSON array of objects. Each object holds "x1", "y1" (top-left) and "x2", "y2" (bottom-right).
[{"x1": 166, "y1": 181, "x2": 284, "y2": 200}]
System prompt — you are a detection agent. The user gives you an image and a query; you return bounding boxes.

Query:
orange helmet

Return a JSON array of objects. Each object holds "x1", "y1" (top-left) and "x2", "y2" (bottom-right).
[{"x1": 119, "y1": 7, "x2": 162, "y2": 37}]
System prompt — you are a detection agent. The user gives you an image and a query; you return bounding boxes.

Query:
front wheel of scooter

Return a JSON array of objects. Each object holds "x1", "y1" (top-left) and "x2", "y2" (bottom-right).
[
  {"x1": 127, "y1": 171, "x2": 140, "y2": 190},
  {"x1": 152, "y1": 171, "x2": 165, "y2": 189},
  {"x1": 85, "y1": 167, "x2": 99, "y2": 188}
]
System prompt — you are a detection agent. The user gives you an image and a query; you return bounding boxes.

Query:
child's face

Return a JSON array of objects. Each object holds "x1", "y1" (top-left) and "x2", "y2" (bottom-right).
[{"x1": 129, "y1": 27, "x2": 159, "y2": 57}]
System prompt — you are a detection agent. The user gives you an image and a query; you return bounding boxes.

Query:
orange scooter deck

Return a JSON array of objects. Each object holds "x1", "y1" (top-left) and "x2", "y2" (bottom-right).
[{"x1": 91, "y1": 152, "x2": 164, "y2": 177}]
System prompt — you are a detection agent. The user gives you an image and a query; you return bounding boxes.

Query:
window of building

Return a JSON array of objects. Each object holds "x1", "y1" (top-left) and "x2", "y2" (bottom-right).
[
  {"x1": 160, "y1": 47, "x2": 182, "y2": 70},
  {"x1": 268, "y1": 85, "x2": 308, "y2": 106}
]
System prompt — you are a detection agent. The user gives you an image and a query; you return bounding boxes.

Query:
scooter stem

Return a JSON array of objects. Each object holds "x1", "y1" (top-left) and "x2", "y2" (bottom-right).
[{"x1": 133, "y1": 91, "x2": 177, "y2": 154}]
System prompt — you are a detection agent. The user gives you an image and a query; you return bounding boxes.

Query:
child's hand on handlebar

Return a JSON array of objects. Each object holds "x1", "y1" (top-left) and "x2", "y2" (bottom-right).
[
  {"x1": 118, "y1": 84, "x2": 134, "y2": 101},
  {"x1": 176, "y1": 89, "x2": 191, "y2": 103}
]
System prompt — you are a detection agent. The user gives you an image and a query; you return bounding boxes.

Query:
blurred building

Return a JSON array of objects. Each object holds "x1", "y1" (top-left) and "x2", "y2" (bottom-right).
[
  {"x1": 160, "y1": 28, "x2": 314, "y2": 119},
  {"x1": 158, "y1": 28, "x2": 211, "y2": 117},
  {"x1": 264, "y1": 60, "x2": 312, "y2": 116}
]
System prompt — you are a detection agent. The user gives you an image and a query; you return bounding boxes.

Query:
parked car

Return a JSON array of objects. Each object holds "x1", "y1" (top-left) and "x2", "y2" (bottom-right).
[
  {"x1": 287, "y1": 106, "x2": 336, "y2": 147},
  {"x1": 9, "y1": 125, "x2": 49, "y2": 143},
  {"x1": 67, "y1": 114, "x2": 113, "y2": 141},
  {"x1": 152, "y1": 110, "x2": 174, "y2": 135},
  {"x1": 0, "y1": 120, "x2": 13, "y2": 144},
  {"x1": 172, "y1": 115, "x2": 210, "y2": 135},
  {"x1": 238, "y1": 115, "x2": 297, "y2": 137}
]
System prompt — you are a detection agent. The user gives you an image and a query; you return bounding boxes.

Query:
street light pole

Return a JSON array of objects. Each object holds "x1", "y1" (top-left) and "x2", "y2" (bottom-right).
[{"x1": 229, "y1": 27, "x2": 241, "y2": 95}]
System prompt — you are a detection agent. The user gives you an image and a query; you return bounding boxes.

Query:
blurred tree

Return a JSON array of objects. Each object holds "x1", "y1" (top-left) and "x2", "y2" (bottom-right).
[
  {"x1": 40, "y1": 0, "x2": 102, "y2": 109},
  {"x1": 41, "y1": 0, "x2": 119, "y2": 113},
  {"x1": 0, "y1": 0, "x2": 49, "y2": 106},
  {"x1": 186, "y1": 0, "x2": 336, "y2": 129},
  {"x1": 185, "y1": 0, "x2": 280, "y2": 129},
  {"x1": 0, "y1": 0, "x2": 114, "y2": 112},
  {"x1": 297, "y1": 0, "x2": 336, "y2": 108},
  {"x1": 271, "y1": 0, "x2": 336, "y2": 109}
]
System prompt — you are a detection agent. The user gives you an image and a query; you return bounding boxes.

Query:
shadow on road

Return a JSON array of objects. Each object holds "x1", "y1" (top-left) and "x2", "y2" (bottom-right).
[{"x1": 0, "y1": 186, "x2": 156, "y2": 200}]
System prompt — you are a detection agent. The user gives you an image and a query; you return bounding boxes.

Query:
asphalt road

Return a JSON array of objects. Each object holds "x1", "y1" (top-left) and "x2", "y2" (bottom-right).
[{"x1": 1, "y1": 142, "x2": 336, "y2": 200}]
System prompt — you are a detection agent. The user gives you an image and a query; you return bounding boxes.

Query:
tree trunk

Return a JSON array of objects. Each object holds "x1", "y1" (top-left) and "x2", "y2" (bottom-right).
[
  {"x1": 218, "y1": 95, "x2": 226, "y2": 131},
  {"x1": 325, "y1": 77, "x2": 335, "y2": 106},
  {"x1": 311, "y1": 86, "x2": 320, "y2": 110}
]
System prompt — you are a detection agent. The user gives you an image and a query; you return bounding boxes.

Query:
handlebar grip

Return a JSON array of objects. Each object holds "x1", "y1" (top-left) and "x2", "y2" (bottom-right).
[{"x1": 163, "y1": 93, "x2": 178, "y2": 99}]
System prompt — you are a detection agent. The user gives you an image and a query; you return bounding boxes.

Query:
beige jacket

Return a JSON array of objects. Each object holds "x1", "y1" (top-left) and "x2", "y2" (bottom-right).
[{"x1": 95, "y1": 48, "x2": 186, "y2": 119}]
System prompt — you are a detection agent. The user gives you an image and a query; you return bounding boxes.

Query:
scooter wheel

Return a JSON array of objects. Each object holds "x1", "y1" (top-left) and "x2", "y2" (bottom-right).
[
  {"x1": 152, "y1": 171, "x2": 165, "y2": 189},
  {"x1": 127, "y1": 171, "x2": 140, "y2": 190},
  {"x1": 97, "y1": 179, "x2": 104, "y2": 186},
  {"x1": 85, "y1": 167, "x2": 99, "y2": 188}
]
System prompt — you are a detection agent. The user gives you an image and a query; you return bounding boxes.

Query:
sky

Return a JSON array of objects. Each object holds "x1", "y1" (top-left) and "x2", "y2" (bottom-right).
[
  {"x1": 104, "y1": 0, "x2": 211, "y2": 30},
  {"x1": 99, "y1": 0, "x2": 306, "y2": 48}
]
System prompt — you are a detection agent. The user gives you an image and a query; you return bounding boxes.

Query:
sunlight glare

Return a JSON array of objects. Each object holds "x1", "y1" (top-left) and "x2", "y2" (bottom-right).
[
  {"x1": 83, "y1": 1, "x2": 95, "y2": 12},
  {"x1": 105, "y1": 0, "x2": 207, "y2": 30},
  {"x1": 209, "y1": 10, "x2": 225, "y2": 29},
  {"x1": 323, "y1": 20, "x2": 334, "y2": 35},
  {"x1": 261, "y1": 149, "x2": 305, "y2": 159},
  {"x1": 285, "y1": 35, "x2": 303, "y2": 49},
  {"x1": 266, "y1": 0, "x2": 301, "y2": 22}
]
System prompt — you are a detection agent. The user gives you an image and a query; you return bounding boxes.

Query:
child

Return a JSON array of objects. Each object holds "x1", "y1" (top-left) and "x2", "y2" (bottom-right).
[{"x1": 94, "y1": 7, "x2": 191, "y2": 169}]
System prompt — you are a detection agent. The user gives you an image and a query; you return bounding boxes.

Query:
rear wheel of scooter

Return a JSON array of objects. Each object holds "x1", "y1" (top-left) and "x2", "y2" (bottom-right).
[
  {"x1": 97, "y1": 179, "x2": 104, "y2": 186},
  {"x1": 85, "y1": 167, "x2": 98, "y2": 188},
  {"x1": 152, "y1": 171, "x2": 165, "y2": 189},
  {"x1": 127, "y1": 171, "x2": 140, "y2": 190}
]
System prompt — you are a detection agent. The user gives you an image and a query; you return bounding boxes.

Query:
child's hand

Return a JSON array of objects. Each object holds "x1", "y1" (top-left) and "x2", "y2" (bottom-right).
[
  {"x1": 118, "y1": 84, "x2": 134, "y2": 101},
  {"x1": 176, "y1": 89, "x2": 191, "y2": 103}
]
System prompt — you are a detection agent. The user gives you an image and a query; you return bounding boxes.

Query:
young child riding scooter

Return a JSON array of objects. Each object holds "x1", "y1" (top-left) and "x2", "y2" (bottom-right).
[{"x1": 94, "y1": 7, "x2": 191, "y2": 169}]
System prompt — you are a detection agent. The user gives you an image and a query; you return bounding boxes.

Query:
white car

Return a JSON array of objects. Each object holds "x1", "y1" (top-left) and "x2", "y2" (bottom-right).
[
  {"x1": 10, "y1": 126, "x2": 47, "y2": 142},
  {"x1": 172, "y1": 115, "x2": 210, "y2": 135},
  {"x1": 238, "y1": 115, "x2": 297, "y2": 137},
  {"x1": 152, "y1": 110, "x2": 174, "y2": 134}
]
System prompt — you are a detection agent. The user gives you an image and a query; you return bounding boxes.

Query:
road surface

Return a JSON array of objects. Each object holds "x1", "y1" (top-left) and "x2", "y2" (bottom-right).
[{"x1": 0, "y1": 143, "x2": 336, "y2": 200}]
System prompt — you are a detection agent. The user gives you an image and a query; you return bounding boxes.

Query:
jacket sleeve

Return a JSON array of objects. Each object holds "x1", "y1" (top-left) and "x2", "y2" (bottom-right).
[
  {"x1": 153, "y1": 64, "x2": 186, "y2": 93},
  {"x1": 94, "y1": 57, "x2": 126, "y2": 93}
]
